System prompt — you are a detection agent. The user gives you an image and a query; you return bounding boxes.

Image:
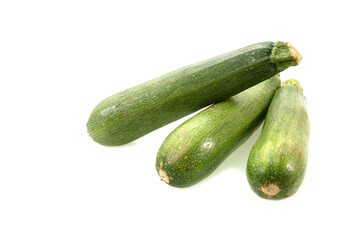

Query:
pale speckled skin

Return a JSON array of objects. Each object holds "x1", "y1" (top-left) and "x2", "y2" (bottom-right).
[
  {"x1": 156, "y1": 76, "x2": 281, "y2": 187},
  {"x1": 246, "y1": 82, "x2": 310, "y2": 200},
  {"x1": 87, "y1": 42, "x2": 300, "y2": 146}
]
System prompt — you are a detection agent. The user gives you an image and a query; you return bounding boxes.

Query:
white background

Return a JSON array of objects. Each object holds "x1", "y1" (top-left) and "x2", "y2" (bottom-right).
[{"x1": 1, "y1": 0, "x2": 359, "y2": 239}]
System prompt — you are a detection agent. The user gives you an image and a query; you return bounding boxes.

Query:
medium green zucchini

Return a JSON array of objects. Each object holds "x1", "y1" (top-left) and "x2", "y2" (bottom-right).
[
  {"x1": 156, "y1": 75, "x2": 281, "y2": 187},
  {"x1": 87, "y1": 42, "x2": 302, "y2": 146},
  {"x1": 246, "y1": 79, "x2": 310, "y2": 199}
]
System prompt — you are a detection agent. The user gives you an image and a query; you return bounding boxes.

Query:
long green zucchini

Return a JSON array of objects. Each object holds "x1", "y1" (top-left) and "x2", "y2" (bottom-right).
[
  {"x1": 156, "y1": 75, "x2": 281, "y2": 187},
  {"x1": 246, "y1": 79, "x2": 310, "y2": 199},
  {"x1": 87, "y1": 42, "x2": 301, "y2": 146}
]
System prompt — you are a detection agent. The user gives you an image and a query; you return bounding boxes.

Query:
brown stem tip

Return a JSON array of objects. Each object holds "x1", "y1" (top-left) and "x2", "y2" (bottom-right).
[{"x1": 289, "y1": 44, "x2": 302, "y2": 65}]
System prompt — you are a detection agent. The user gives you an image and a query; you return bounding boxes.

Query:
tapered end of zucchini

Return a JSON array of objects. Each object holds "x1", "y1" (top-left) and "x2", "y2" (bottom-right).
[
  {"x1": 270, "y1": 42, "x2": 302, "y2": 72},
  {"x1": 281, "y1": 78, "x2": 303, "y2": 91}
]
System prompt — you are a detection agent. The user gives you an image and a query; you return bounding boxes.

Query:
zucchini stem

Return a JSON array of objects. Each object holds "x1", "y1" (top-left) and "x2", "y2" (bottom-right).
[
  {"x1": 281, "y1": 78, "x2": 303, "y2": 92},
  {"x1": 270, "y1": 42, "x2": 302, "y2": 72}
]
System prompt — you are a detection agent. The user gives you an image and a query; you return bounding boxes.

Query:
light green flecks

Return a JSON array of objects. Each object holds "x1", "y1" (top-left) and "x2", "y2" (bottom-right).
[
  {"x1": 281, "y1": 78, "x2": 303, "y2": 92},
  {"x1": 270, "y1": 42, "x2": 302, "y2": 72}
]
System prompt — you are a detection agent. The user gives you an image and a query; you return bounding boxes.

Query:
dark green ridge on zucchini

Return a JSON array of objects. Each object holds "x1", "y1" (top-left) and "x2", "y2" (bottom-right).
[
  {"x1": 87, "y1": 42, "x2": 302, "y2": 146},
  {"x1": 246, "y1": 79, "x2": 310, "y2": 200},
  {"x1": 156, "y1": 75, "x2": 281, "y2": 188}
]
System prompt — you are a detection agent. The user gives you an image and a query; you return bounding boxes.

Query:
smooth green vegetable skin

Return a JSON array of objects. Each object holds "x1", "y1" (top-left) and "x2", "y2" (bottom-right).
[
  {"x1": 246, "y1": 79, "x2": 310, "y2": 200},
  {"x1": 156, "y1": 76, "x2": 281, "y2": 187},
  {"x1": 87, "y1": 42, "x2": 301, "y2": 146}
]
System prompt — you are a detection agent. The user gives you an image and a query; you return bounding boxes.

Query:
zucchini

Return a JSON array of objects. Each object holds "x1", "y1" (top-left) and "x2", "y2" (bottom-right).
[
  {"x1": 156, "y1": 75, "x2": 281, "y2": 187},
  {"x1": 246, "y1": 79, "x2": 310, "y2": 199},
  {"x1": 87, "y1": 42, "x2": 302, "y2": 146}
]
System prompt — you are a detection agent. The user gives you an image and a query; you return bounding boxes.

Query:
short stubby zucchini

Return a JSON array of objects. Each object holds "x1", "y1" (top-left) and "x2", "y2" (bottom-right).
[
  {"x1": 156, "y1": 75, "x2": 281, "y2": 187},
  {"x1": 87, "y1": 42, "x2": 302, "y2": 146},
  {"x1": 246, "y1": 79, "x2": 310, "y2": 200}
]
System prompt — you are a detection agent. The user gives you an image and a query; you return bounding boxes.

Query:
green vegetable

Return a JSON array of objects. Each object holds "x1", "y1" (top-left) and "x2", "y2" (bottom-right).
[
  {"x1": 246, "y1": 79, "x2": 310, "y2": 199},
  {"x1": 156, "y1": 76, "x2": 281, "y2": 187},
  {"x1": 87, "y1": 42, "x2": 301, "y2": 146}
]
